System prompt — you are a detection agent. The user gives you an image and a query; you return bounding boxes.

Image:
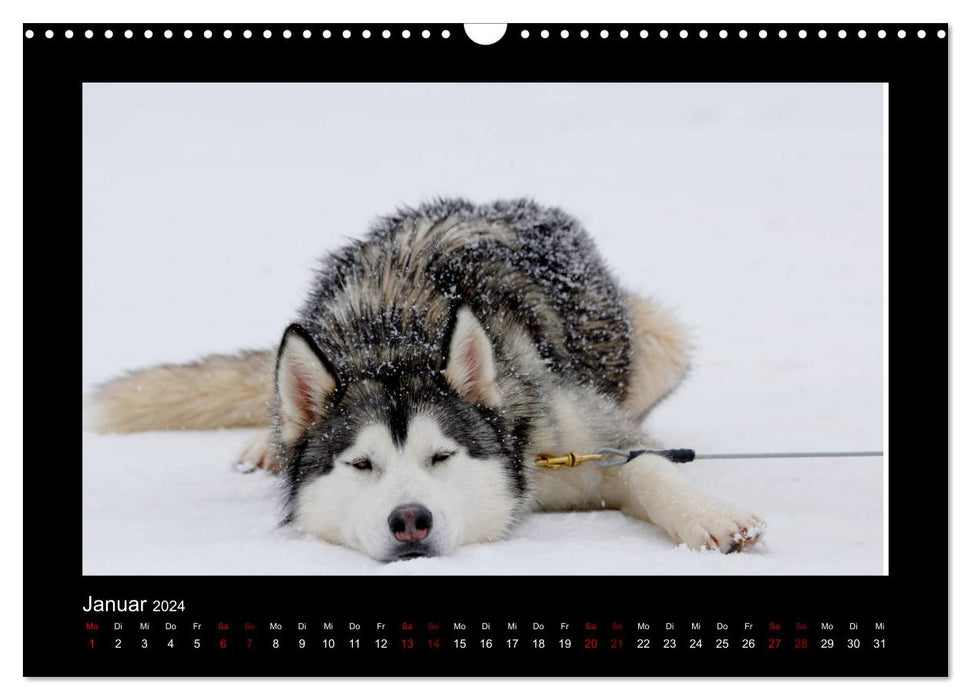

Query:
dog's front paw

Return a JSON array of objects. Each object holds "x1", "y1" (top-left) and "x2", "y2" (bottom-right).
[
  {"x1": 676, "y1": 506, "x2": 765, "y2": 554},
  {"x1": 234, "y1": 431, "x2": 281, "y2": 474}
]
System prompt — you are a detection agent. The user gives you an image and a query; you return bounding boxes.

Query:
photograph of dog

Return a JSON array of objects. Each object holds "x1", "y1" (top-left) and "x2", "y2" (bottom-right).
[
  {"x1": 81, "y1": 83, "x2": 883, "y2": 575},
  {"x1": 88, "y1": 198, "x2": 765, "y2": 562}
]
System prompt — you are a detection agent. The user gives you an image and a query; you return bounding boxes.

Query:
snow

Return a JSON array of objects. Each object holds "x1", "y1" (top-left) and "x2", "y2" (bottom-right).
[{"x1": 81, "y1": 83, "x2": 884, "y2": 575}]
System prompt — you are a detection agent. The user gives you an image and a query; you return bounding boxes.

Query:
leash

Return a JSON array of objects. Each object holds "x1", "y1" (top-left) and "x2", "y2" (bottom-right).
[{"x1": 534, "y1": 448, "x2": 883, "y2": 470}]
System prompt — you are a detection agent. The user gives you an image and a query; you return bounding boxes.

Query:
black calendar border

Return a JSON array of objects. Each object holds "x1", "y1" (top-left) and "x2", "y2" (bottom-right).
[{"x1": 23, "y1": 23, "x2": 948, "y2": 677}]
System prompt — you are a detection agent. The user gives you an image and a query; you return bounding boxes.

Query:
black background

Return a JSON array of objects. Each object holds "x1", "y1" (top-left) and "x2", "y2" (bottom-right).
[{"x1": 23, "y1": 22, "x2": 947, "y2": 677}]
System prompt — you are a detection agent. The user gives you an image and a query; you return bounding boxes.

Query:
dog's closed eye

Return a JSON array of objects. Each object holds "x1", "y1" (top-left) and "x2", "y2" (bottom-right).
[
  {"x1": 348, "y1": 457, "x2": 373, "y2": 471},
  {"x1": 430, "y1": 451, "x2": 455, "y2": 465}
]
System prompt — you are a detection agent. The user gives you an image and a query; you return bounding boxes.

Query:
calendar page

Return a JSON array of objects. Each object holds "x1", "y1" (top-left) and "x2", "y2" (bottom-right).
[{"x1": 23, "y1": 22, "x2": 946, "y2": 676}]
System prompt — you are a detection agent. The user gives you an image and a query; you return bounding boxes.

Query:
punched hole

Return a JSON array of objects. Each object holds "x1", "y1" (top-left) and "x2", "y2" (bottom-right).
[{"x1": 464, "y1": 23, "x2": 507, "y2": 45}]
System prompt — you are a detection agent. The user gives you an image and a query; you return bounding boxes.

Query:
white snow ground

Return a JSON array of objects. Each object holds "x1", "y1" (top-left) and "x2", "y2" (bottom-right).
[{"x1": 81, "y1": 83, "x2": 884, "y2": 575}]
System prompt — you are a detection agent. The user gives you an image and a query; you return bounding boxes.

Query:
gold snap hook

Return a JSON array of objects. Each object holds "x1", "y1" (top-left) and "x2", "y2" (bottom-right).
[{"x1": 535, "y1": 452, "x2": 604, "y2": 470}]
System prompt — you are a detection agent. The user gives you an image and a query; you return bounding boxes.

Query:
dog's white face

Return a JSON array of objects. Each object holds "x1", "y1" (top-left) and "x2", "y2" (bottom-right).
[
  {"x1": 276, "y1": 308, "x2": 527, "y2": 561},
  {"x1": 291, "y1": 414, "x2": 516, "y2": 561}
]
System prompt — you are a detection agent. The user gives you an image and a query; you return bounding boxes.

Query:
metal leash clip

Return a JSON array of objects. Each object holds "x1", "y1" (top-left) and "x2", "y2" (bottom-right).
[
  {"x1": 534, "y1": 448, "x2": 637, "y2": 470},
  {"x1": 534, "y1": 452, "x2": 604, "y2": 470}
]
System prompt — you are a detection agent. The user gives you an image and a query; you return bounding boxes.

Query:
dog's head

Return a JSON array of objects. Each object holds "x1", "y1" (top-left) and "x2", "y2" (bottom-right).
[{"x1": 274, "y1": 307, "x2": 527, "y2": 561}]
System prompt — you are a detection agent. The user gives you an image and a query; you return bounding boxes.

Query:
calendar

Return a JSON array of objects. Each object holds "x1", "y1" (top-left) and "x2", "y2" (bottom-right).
[{"x1": 23, "y1": 22, "x2": 946, "y2": 677}]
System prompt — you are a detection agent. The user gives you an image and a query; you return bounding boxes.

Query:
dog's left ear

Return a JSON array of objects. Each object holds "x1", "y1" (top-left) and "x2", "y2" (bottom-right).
[{"x1": 443, "y1": 307, "x2": 502, "y2": 408}]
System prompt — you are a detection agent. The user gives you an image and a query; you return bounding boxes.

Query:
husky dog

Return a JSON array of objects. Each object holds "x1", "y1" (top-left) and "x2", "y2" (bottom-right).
[{"x1": 88, "y1": 199, "x2": 765, "y2": 562}]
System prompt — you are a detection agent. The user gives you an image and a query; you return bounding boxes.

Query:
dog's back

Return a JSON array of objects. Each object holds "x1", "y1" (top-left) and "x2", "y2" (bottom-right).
[{"x1": 300, "y1": 199, "x2": 633, "y2": 400}]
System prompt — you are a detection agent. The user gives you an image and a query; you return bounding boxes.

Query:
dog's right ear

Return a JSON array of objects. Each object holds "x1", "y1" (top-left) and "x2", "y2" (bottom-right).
[{"x1": 275, "y1": 324, "x2": 339, "y2": 443}]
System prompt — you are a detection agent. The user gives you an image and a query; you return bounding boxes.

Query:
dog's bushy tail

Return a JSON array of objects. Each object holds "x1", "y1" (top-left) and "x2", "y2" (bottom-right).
[{"x1": 85, "y1": 350, "x2": 276, "y2": 433}]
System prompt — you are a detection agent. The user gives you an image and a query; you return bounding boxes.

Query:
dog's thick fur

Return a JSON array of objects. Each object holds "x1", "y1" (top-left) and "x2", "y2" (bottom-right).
[{"x1": 88, "y1": 199, "x2": 764, "y2": 561}]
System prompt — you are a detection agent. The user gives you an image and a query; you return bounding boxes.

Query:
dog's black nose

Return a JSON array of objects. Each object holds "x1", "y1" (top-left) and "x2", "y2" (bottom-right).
[{"x1": 388, "y1": 504, "x2": 433, "y2": 543}]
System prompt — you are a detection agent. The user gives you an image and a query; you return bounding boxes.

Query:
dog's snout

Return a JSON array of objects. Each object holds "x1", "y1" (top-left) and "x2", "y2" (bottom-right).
[{"x1": 388, "y1": 504, "x2": 433, "y2": 543}]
